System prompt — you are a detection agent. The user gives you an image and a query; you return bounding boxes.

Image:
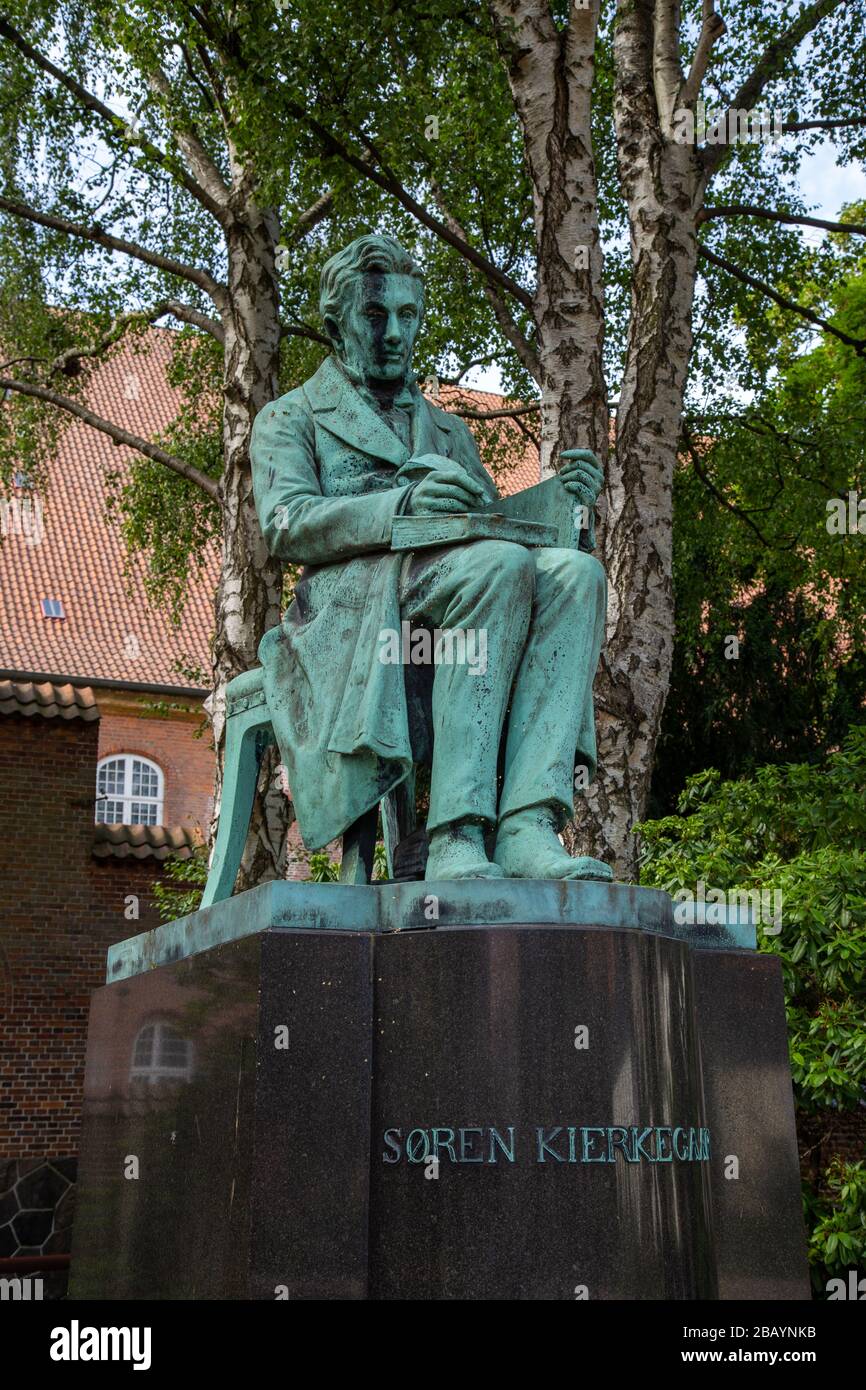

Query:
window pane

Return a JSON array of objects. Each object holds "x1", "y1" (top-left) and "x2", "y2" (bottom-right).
[
  {"x1": 133, "y1": 1026, "x2": 154, "y2": 1066},
  {"x1": 98, "y1": 759, "x2": 125, "y2": 796},
  {"x1": 158, "y1": 1029, "x2": 188, "y2": 1069},
  {"x1": 132, "y1": 760, "x2": 159, "y2": 797},
  {"x1": 96, "y1": 757, "x2": 162, "y2": 826}
]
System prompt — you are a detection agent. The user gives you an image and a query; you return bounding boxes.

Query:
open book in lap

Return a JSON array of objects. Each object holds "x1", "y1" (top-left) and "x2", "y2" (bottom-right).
[{"x1": 390, "y1": 476, "x2": 593, "y2": 552}]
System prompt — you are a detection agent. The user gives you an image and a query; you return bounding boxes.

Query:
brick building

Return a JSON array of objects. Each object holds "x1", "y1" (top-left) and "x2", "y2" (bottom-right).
[
  {"x1": 0, "y1": 329, "x2": 541, "y2": 1293},
  {"x1": 0, "y1": 696, "x2": 202, "y2": 1293}
]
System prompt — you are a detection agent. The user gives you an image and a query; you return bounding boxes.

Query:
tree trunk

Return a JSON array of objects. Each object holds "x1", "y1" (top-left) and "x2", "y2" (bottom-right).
[
  {"x1": 489, "y1": 1, "x2": 608, "y2": 471},
  {"x1": 211, "y1": 201, "x2": 289, "y2": 891},
  {"x1": 573, "y1": 0, "x2": 703, "y2": 879},
  {"x1": 585, "y1": 184, "x2": 698, "y2": 878},
  {"x1": 493, "y1": 0, "x2": 688, "y2": 881}
]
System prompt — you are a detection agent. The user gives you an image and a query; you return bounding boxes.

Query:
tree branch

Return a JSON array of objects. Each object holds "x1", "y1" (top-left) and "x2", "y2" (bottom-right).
[
  {"x1": 192, "y1": 40, "x2": 232, "y2": 129},
  {"x1": 679, "y1": 0, "x2": 727, "y2": 109},
  {"x1": 0, "y1": 195, "x2": 228, "y2": 309},
  {"x1": 682, "y1": 426, "x2": 779, "y2": 547},
  {"x1": 698, "y1": 244, "x2": 866, "y2": 357},
  {"x1": 697, "y1": 202, "x2": 866, "y2": 236},
  {"x1": 738, "y1": 417, "x2": 840, "y2": 496},
  {"x1": 183, "y1": 2, "x2": 237, "y2": 69},
  {"x1": 511, "y1": 409, "x2": 541, "y2": 452},
  {"x1": 153, "y1": 299, "x2": 225, "y2": 340},
  {"x1": 383, "y1": 25, "x2": 540, "y2": 379},
  {"x1": 0, "y1": 16, "x2": 228, "y2": 226},
  {"x1": 699, "y1": 205, "x2": 866, "y2": 236},
  {"x1": 278, "y1": 319, "x2": 331, "y2": 346},
  {"x1": 47, "y1": 303, "x2": 224, "y2": 381},
  {"x1": 283, "y1": 188, "x2": 335, "y2": 244},
  {"x1": 653, "y1": 0, "x2": 687, "y2": 130},
  {"x1": 362, "y1": 126, "x2": 533, "y2": 306},
  {"x1": 176, "y1": 40, "x2": 218, "y2": 116},
  {"x1": 280, "y1": 97, "x2": 533, "y2": 309},
  {"x1": 146, "y1": 64, "x2": 231, "y2": 214},
  {"x1": 427, "y1": 175, "x2": 540, "y2": 381},
  {"x1": 701, "y1": 0, "x2": 849, "y2": 176},
  {"x1": 0, "y1": 376, "x2": 220, "y2": 499},
  {"x1": 436, "y1": 357, "x2": 498, "y2": 385},
  {"x1": 783, "y1": 116, "x2": 866, "y2": 133},
  {"x1": 450, "y1": 401, "x2": 540, "y2": 420}
]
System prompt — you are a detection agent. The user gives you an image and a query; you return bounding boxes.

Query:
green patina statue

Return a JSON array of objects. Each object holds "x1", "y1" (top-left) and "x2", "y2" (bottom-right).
[{"x1": 251, "y1": 234, "x2": 610, "y2": 881}]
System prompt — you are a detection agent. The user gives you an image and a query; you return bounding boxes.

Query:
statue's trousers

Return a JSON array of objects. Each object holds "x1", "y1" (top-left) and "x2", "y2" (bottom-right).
[{"x1": 399, "y1": 540, "x2": 607, "y2": 832}]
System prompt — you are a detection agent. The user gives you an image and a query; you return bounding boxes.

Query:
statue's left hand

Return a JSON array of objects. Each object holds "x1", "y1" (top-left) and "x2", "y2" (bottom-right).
[{"x1": 558, "y1": 449, "x2": 604, "y2": 507}]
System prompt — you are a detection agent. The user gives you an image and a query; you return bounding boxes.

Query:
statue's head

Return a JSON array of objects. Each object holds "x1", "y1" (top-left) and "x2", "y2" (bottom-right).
[{"x1": 319, "y1": 234, "x2": 424, "y2": 389}]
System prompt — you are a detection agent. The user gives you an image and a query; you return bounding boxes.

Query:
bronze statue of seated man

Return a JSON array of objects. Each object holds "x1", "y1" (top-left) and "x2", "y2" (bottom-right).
[{"x1": 251, "y1": 234, "x2": 609, "y2": 882}]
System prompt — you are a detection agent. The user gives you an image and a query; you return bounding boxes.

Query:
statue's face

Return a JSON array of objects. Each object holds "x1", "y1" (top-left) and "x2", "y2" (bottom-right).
[{"x1": 330, "y1": 271, "x2": 422, "y2": 387}]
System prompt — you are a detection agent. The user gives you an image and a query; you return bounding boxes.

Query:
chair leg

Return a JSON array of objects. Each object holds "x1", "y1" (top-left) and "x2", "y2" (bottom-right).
[
  {"x1": 200, "y1": 715, "x2": 274, "y2": 908},
  {"x1": 340, "y1": 804, "x2": 379, "y2": 885},
  {"x1": 382, "y1": 772, "x2": 416, "y2": 879}
]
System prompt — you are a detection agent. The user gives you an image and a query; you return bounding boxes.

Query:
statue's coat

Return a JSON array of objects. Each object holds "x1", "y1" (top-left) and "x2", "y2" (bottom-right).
[{"x1": 251, "y1": 354, "x2": 498, "y2": 849}]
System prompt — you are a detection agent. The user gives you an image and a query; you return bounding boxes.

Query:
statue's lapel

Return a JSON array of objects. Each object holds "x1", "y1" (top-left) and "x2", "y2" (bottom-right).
[
  {"x1": 412, "y1": 392, "x2": 453, "y2": 457},
  {"x1": 303, "y1": 356, "x2": 409, "y2": 468}
]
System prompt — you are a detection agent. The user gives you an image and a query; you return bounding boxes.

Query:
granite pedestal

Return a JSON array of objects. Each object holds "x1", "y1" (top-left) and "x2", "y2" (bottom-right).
[{"x1": 70, "y1": 881, "x2": 809, "y2": 1300}]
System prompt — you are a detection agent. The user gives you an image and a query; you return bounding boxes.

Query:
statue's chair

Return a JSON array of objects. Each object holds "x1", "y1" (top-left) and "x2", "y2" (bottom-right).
[{"x1": 200, "y1": 644, "x2": 434, "y2": 908}]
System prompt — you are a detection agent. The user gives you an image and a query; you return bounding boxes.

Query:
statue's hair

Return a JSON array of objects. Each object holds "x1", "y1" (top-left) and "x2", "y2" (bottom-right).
[{"x1": 319, "y1": 234, "x2": 424, "y2": 335}]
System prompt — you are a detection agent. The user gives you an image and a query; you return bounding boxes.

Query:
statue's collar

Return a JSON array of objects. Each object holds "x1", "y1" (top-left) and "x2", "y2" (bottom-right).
[
  {"x1": 302, "y1": 355, "x2": 441, "y2": 466},
  {"x1": 334, "y1": 356, "x2": 419, "y2": 410},
  {"x1": 301, "y1": 355, "x2": 452, "y2": 465}
]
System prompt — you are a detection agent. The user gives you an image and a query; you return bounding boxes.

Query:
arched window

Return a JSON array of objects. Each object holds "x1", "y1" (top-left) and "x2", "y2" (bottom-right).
[
  {"x1": 95, "y1": 754, "x2": 164, "y2": 826},
  {"x1": 130, "y1": 1021, "x2": 193, "y2": 1085}
]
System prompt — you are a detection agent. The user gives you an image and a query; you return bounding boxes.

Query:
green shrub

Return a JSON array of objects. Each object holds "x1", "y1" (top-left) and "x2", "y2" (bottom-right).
[
  {"x1": 153, "y1": 846, "x2": 208, "y2": 923},
  {"x1": 638, "y1": 728, "x2": 866, "y2": 1295},
  {"x1": 807, "y1": 1159, "x2": 866, "y2": 1293}
]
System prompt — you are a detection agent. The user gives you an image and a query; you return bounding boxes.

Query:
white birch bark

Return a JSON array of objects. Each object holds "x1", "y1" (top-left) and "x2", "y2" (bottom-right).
[
  {"x1": 212, "y1": 200, "x2": 288, "y2": 891},
  {"x1": 492, "y1": 0, "x2": 704, "y2": 877},
  {"x1": 488, "y1": 0, "x2": 609, "y2": 469},
  {"x1": 569, "y1": 0, "x2": 700, "y2": 876}
]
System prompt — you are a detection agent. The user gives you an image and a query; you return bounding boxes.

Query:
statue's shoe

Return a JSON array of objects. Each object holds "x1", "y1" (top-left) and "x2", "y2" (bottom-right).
[
  {"x1": 425, "y1": 821, "x2": 505, "y2": 881},
  {"x1": 494, "y1": 806, "x2": 613, "y2": 882}
]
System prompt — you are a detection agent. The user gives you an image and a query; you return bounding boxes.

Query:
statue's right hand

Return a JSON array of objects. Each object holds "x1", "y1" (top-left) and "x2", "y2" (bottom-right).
[{"x1": 406, "y1": 462, "x2": 486, "y2": 515}]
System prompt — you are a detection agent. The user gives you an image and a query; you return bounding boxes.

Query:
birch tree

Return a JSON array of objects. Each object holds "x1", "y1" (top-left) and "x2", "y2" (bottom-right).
[
  {"x1": 2, "y1": 0, "x2": 863, "y2": 883},
  {"x1": 269, "y1": 0, "x2": 865, "y2": 874},
  {"x1": 0, "y1": 1, "x2": 404, "y2": 887},
  {"x1": 0, "y1": 1, "x2": 543, "y2": 887}
]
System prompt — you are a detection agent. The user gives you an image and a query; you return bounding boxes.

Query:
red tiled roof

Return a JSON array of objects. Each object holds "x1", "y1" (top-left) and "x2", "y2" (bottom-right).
[
  {"x1": 92, "y1": 823, "x2": 204, "y2": 861},
  {"x1": 0, "y1": 678, "x2": 99, "y2": 721},
  {"x1": 0, "y1": 332, "x2": 217, "y2": 690},
  {"x1": 430, "y1": 383, "x2": 541, "y2": 494},
  {"x1": 0, "y1": 331, "x2": 540, "y2": 692}
]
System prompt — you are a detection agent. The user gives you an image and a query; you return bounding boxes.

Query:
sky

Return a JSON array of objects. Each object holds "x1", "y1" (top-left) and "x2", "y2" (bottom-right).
[{"x1": 804, "y1": 142, "x2": 866, "y2": 221}]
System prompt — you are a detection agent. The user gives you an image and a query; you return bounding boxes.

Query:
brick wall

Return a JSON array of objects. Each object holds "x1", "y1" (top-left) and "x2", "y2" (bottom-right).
[
  {"x1": 0, "y1": 711, "x2": 166, "y2": 1163},
  {"x1": 799, "y1": 1107, "x2": 866, "y2": 1189},
  {"x1": 98, "y1": 705, "x2": 214, "y2": 831}
]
